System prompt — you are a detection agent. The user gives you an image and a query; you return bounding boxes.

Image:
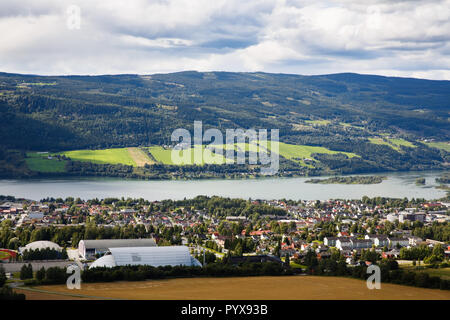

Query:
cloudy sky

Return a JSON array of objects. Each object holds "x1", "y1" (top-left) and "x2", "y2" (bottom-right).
[{"x1": 1, "y1": 0, "x2": 449, "y2": 79}]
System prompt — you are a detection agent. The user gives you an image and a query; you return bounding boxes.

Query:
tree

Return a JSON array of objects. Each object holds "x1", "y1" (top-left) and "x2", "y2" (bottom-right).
[
  {"x1": 0, "y1": 265, "x2": 6, "y2": 287},
  {"x1": 284, "y1": 253, "x2": 290, "y2": 268},
  {"x1": 36, "y1": 267, "x2": 46, "y2": 282},
  {"x1": 304, "y1": 250, "x2": 318, "y2": 272},
  {"x1": 234, "y1": 243, "x2": 243, "y2": 256},
  {"x1": 20, "y1": 263, "x2": 33, "y2": 280},
  {"x1": 432, "y1": 244, "x2": 445, "y2": 261}
]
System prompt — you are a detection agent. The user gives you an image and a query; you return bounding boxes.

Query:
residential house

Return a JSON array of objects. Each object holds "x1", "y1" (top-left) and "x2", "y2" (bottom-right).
[
  {"x1": 351, "y1": 239, "x2": 373, "y2": 249},
  {"x1": 336, "y1": 238, "x2": 353, "y2": 250},
  {"x1": 388, "y1": 237, "x2": 409, "y2": 248},
  {"x1": 323, "y1": 236, "x2": 338, "y2": 247}
]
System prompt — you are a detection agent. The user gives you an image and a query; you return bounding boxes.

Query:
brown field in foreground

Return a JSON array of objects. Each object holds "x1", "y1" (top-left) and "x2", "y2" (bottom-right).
[{"x1": 15, "y1": 276, "x2": 450, "y2": 300}]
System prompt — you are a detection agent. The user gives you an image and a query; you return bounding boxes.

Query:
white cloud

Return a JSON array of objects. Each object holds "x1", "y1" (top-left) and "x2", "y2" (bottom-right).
[{"x1": 0, "y1": 0, "x2": 449, "y2": 79}]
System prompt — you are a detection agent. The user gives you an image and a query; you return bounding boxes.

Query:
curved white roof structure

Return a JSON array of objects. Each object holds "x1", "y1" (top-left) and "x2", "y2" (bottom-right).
[
  {"x1": 78, "y1": 238, "x2": 157, "y2": 260},
  {"x1": 20, "y1": 240, "x2": 62, "y2": 253},
  {"x1": 89, "y1": 253, "x2": 116, "y2": 269},
  {"x1": 89, "y1": 246, "x2": 202, "y2": 269}
]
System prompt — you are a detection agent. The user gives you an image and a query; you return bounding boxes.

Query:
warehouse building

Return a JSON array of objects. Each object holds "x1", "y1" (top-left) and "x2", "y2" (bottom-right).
[
  {"x1": 89, "y1": 246, "x2": 202, "y2": 269},
  {"x1": 78, "y1": 239, "x2": 156, "y2": 260}
]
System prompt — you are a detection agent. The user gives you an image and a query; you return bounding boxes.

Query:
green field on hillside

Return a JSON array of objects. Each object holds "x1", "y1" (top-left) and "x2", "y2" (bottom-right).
[
  {"x1": 265, "y1": 141, "x2": 358, "y2": 167},
  {"x1": 59, "y1": 148, "x2": 137, "y2": 166},
  {"x1": 368, "y1": 138, "x2": 400, "y2": 151},
  {"x1": 369, "y1": 137, "x2": 416, "y2": 151},
  {"x1": 340, "y1": 122, "x2": 364, "y2": 130},
  {"x1": 25, "y1": 153, "x2": 67, "y2": 173},
  {"x1": 148, "y1": 145, "x2": 230, "y2": 165},
  {"x1": 305, "y1": 119, "x2": 331, "y2": 126},
  {"x1": 424, "y1": 141, "x2": 450, "y2": 152},
  {"x1": 389, "y1": 138, "x2": 416, "y2": 148},
  {"x1": 149, "y1": 141, "x2": 360, "y2": 167}
]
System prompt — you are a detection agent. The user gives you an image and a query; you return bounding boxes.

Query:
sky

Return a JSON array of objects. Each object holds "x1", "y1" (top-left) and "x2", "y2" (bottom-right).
[{"x1": 1, "y1": 0, "x2": 449, "y2": 79}]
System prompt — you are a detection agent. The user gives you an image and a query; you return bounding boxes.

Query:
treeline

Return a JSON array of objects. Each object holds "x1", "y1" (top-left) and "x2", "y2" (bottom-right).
[
  {"x1": 299, "y1": 250, "x2": 450, "y2": 290},
  {"x1": 82, "y1": 262, "x2": 293, "y2": 283},
  {"x1": 0, "y1": 265, "x2": 25, "y2": 300},
  {"x1": 20, "y1": 261, "x2": 293, "y2": 285},
  {"x1": 305, "y1": 175, "x2": 386, "y2": 184},
  {"x1": 22, "y1": 266, "x2": 68, "y2": 286},
  {"x1": 0, "y1": 223, "x2": 154, "y2": 250},
  {"x1": 436, "y1": 172, "x2": 450, "y2": 184},
  {"x1": 399, "y1": 244, "x2": 446, "y2": 264},
  {"x1": 411, "y1": 223, "x2": 450, "y2": 242},
  {"x1": 172, "y1": 195, "x2": 288, "y2": 218}
]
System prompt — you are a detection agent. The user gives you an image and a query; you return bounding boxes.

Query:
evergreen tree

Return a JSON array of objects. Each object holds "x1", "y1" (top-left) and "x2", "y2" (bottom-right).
[
  {"x1": 36, "y1": 267, "x2": 46, "y2": 282},
  {"x1": 284, "y1": 253, "x2": 290, "y2": 268},
  {"x1": 20, "y1": 263, "x2": 33, "y2": 280},
  {"x1": 0, "y1": 265, "x2": 6, "y2": 287}
]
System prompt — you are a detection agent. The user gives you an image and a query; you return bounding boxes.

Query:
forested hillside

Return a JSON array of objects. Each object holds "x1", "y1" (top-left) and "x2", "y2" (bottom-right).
[{"x1": 0, "y1": 71, "x2": 448, "y2": 178}]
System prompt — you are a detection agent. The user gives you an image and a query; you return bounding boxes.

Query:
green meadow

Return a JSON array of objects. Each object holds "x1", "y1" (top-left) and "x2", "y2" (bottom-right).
[
  {"x1": 305, "y1": 119, "x2": 331, "y2": 126},
  {"x1": 264, "y1": 141, "x2": 358, "y2": 167},
  {"x1": 147, "y1": 145, "x2": 230, "y2": 165},
  {"x1": 369, "y1": 137, "x2": 416, "y2": 151},
  {"x1": 389, "y1": 138, "x2": 416, "y2": 148},
  {"x1": 25, "y1": 140, "x2": 363, "y2": 171},
  {"x1": 58, "y1": 148, "x2": 137, "y2": 166},
  {"x1": 424, "y1": 141, "x2": 450, "y2": 152},
  {"x1": 25, "y1": 153, "x2": 67, "y2": 173}
]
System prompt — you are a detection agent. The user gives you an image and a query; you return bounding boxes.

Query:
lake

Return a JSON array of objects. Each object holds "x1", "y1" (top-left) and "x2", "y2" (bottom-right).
[{"x1": 0, "y1": 171, "x2": 447, "y2": 201}]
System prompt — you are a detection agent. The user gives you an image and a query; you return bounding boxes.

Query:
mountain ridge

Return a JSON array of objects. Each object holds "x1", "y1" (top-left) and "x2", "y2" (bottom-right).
[{"x1": 0, "y1": 70, "x2": 448, "y2": 178}]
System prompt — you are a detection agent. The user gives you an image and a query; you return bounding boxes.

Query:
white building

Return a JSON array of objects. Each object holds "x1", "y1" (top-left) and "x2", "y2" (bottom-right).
[
  {"x1": 78, "y1": 238, "x2": 156, "y2": 260},
  {"x1": 89, "y1": 246, "x2": 202, "y2": 269},
  {"x1": 388, "y1": 237, "x2": 409, "y2": 248},
  {"x1": 19, "y1": 240, "x2": 62, "y2": 253},
  {"x1": 386, "y1": 213, "x2": 398, "y2": 223}
]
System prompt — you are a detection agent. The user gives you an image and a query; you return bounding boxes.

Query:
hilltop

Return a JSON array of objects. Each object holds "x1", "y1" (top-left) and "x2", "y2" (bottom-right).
[{"x1": 0, "y1": 71, "x2": 448, "y2": 178}]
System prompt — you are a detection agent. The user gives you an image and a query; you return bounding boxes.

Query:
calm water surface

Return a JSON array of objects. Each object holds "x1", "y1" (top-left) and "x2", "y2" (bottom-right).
[{"x1": 0, "y1": 171, "x2": 447, "y2": 201}]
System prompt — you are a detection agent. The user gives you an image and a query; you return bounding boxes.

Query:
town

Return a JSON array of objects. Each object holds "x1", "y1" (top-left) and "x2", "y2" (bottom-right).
[{"x1": 1, "y1": 195, "x2": 448, "y2": 267}]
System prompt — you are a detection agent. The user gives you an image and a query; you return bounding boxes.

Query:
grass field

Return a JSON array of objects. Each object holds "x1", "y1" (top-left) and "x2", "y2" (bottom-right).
[
  {"x1": 305, "y1": 119, "x2": 331, "y2": 126},
  {"x1": 148, "y1": 145, "x2": 229, "y2": 165},
  {"x1": 127, "y1": 147, "x2": 155, "y2": 166},
  {"x1": 16, "y1": 276, "x2": 450, "y2": 300},
  {"x1": 148, "y1": 141, "x2": 358, "y2": 167},
  {"x1": 424, "y1": 141, "x2": 450, "y2": 152},
  {"x1": 26, "y1": 140, "x2": 362, "y2": 170},
  {"x1": 265, "y1": 141, "x2": 358, "y2": 167},
  {"x1": 25, "y1": 153, "x2": 67, "y2": 173},
  {"x1": 399, "y1": 266, "x2": 450, "y2": 280},
  {"x1": 388, "y1": 138, "x2": 416, "y2": 148},
  {"x1": 369, "y1": 138, "x2": 400, "y2": 151},
  {"x1": 59, "y1": 148, "x2": 137, "y2": 166},
  {"x1": 368, "y1": 137, "x2": 416, "y2": 151},
  {"x1": 339, "y1": 122, "x2": 364, "y2": 130}
]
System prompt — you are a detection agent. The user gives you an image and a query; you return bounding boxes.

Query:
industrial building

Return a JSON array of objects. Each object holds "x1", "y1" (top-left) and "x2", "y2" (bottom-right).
[
  {"x1": 78, "y1": 238, "x2": 156, "y2": 260},
  {"x1": 89, "y1": 246, "x2": 202, "y2": 269}
]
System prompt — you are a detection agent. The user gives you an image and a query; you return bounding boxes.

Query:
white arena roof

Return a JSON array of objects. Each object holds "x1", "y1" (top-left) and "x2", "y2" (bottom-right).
[
  {"x1": 89, "y1": 246, "x2": 202, "y2": 269},
  {"x1": 20, "y1": 240, "x2": 62, "y2": 253}
]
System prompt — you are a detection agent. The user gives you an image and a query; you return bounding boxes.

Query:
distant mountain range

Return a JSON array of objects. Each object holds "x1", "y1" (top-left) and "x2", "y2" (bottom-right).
[{"x1": 0, "y1": 71, "x2": 448, "y2": 178}]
